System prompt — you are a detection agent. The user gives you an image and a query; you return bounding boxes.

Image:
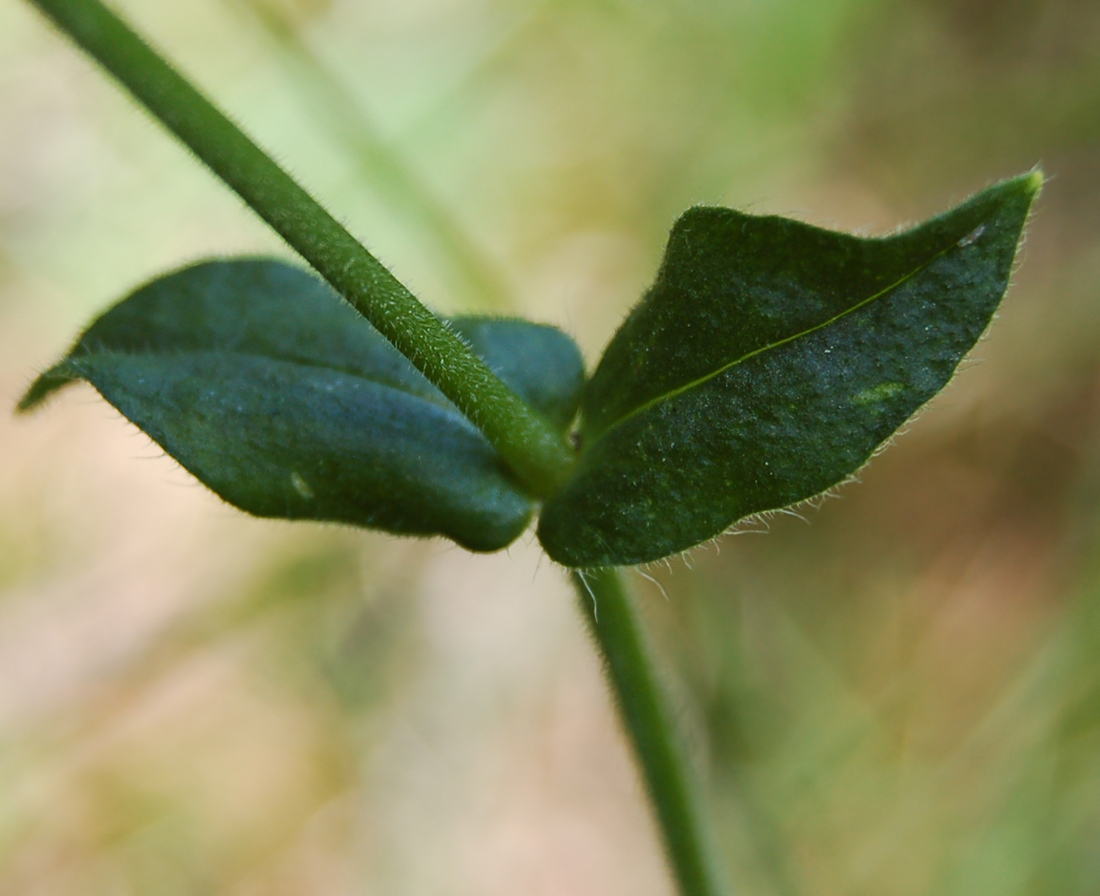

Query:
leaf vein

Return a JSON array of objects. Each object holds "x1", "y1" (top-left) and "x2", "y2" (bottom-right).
[{"x1": 590, "y1": 242, "x2": 958, "y2": 445}]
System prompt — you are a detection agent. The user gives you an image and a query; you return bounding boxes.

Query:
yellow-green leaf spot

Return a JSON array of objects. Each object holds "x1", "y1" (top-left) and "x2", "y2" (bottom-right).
[{"x1": 852, "y1": 382, "x2": 906, "y2": 406}]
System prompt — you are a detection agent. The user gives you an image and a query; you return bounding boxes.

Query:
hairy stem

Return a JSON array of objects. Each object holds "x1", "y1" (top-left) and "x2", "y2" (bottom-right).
[
  {"x1": 26, "y1": 0, "x2": 574, "y2": 498},
  {"x1": 26, "y1": 2, "x2": 728, "y2": 891},
  {"x1": 574, "y1": 568, "x2": 729, "y2": 896}
]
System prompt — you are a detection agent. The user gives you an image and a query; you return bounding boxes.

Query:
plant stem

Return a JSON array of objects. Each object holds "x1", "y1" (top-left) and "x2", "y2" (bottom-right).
[
  {"x1": 574, "y1": 568, "x2": 729, "y2": 896},
  {"x1": 26, "y1": 3, "x2": 728, "y2": 891},
  {"x1": 26, "y1": 0, "x2": 574, "y2": 499}
]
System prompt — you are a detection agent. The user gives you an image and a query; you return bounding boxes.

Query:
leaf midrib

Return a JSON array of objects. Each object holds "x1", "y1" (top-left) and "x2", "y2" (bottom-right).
[
  {"x1": 70, "y1": 345, "x2": 470, "y2": 422},
  {"x1": 585, "y1": 237, "x2": 965, "y2": 449}
]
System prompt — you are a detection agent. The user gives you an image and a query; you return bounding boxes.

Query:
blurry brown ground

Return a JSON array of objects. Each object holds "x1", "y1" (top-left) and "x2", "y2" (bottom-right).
[{"x1": 2, "y1": 0, "x2": 1099, "y2": 893}]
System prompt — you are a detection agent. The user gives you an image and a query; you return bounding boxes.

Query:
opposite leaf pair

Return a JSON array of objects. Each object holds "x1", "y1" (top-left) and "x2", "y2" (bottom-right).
[{"x1": 20, "y1": 173, "x2": 1040, "y2": 567}]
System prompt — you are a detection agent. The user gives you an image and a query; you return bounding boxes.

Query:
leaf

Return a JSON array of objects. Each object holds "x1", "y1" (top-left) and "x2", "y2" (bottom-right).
[
  {"x1": 538, "y1": 172, "x2": 1041, "y2": 568},
  {"x1": 19, "y1": 258, "x2": 586, "y2": 553}
]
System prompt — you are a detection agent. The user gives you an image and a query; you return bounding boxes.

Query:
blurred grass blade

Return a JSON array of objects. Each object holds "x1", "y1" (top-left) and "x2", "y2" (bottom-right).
[
  {"x1": 20, "y1": 259, "x2": 585, "y2": 552},
  {"x1": 223, "y1": 0, "x2": 517, "y2": 311},
  {"x1": 539, "y1": 172, "x2": 1041, "y2": 567}
]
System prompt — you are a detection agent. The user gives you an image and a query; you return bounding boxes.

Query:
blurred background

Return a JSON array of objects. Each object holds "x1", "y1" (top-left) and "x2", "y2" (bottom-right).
[{"x1": 1, "y1": 0, "x2": 1099, "y2": 893}]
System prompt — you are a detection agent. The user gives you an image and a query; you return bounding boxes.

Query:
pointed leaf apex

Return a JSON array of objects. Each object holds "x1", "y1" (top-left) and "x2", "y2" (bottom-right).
[
  {"x1": 16, "y1": 366, "x2": 75, "y2": 414},
  {"x1": 990, "y1": 169, "x2": 1043, "y2": 205},
  {"x1": 1021, "y1": 169, "x2": 1044, "y2": 197}
]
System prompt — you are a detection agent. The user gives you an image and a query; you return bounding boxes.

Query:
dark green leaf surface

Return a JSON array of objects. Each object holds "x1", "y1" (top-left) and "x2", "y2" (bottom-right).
[
  {"x1": 20, "y1": 259, "x2": 585, "y2": 552},
  {"x1": 538, "y1": 172, "x2": 1041, "y2": 568}
]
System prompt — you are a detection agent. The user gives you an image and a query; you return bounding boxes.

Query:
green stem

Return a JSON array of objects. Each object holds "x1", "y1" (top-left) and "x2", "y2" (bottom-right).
[
  {"x1": 573, "y1": 568, "x2": 729, "y2": 896},
  {"x1": 26, "y1": 0, "x2": 574, "y2": 499},
  {"x1": 26, "y1": 3, "x2": 728, "y2": 891}
]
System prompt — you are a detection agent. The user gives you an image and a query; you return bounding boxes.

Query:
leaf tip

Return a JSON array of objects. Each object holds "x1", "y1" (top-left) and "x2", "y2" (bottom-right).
[
  {"x1": 1023, "y1": 168, "x2": 1044, "y2": 196},
  {"x1": 15, "y1": 366, "x2": 75, "y2": 414},
  {"x1": 983, "y1": 169, "x2": 1040, "y2": 209},
  {"x1": 1007, "y1": 168, "x2": 1044, "y2": 202},
  {"x1": 14, "y1": 387, "x2": 40, "y2": 415}
]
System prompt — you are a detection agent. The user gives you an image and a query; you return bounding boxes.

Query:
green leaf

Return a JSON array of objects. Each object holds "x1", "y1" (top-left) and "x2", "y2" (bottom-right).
[
  {"x1": 19, "y1": 258, "x2": 585, "y2": 553},
  {"x1": 538, "y1": 172, "x2": 1041, "y2": 568}
]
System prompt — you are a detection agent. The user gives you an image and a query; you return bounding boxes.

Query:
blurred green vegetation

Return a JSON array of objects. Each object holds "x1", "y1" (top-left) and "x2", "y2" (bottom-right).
[{"x1": 1, "y1": 0, "x2": 1099, "y2": 893}]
